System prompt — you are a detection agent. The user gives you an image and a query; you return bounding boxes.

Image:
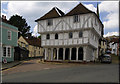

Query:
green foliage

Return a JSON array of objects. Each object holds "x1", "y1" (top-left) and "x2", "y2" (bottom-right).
[
  {"x1": 38, "y1": 35, "x2": 41, "y2": 39},
  {"x1": 8, "y1": 14, "x2": 31, "y2": 38}
]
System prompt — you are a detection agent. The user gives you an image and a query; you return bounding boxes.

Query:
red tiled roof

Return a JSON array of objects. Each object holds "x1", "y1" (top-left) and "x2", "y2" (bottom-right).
[
  {"x1": 24, "y1": 37, "x2": 41, "y2": 47},
  {"x1": 110, "y1": 38, "x2": 119, "y2": 43}
]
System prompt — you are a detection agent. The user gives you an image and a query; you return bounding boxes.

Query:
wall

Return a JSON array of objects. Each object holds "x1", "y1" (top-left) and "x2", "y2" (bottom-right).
[
  {"x1": 38, "y1": 13, "x2": 102, "y2": 36},
  {"x1": 1, "y1": 22, "x2": 18, "y2": 62},
  {"x1": 1, "y1": 22, "x2": 18, "y2": 46},
  {"x1": 41, "y1": 30, "x2": 90, "y2": 47},
  {"x1": 2, "y1": 47, "x2": 14, "y2": 62}
]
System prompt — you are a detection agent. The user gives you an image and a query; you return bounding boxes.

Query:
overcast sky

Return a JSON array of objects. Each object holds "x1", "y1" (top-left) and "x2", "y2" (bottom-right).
[{"x1": 1, "y1": 1, "x2": 119, "y2": 37}]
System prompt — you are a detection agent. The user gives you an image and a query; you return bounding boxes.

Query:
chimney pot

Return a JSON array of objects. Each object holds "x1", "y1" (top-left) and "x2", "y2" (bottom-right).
[
  {"x1": 2, "y1": 15, "x2": 6, "y2": 20},
  {"x1": 2, "y1": 15, "x2": 4, "y2": 18}
]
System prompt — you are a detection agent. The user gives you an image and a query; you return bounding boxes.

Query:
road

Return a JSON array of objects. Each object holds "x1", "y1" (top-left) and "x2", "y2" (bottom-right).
[{"x1": 2, "y1": 63, "x2": 119, "y2": 83}]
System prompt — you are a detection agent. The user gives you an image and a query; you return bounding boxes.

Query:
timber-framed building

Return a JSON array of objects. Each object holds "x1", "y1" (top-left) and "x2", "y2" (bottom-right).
[{"x1": 35, "y1": 3, "x2": 103, "y2": 62}]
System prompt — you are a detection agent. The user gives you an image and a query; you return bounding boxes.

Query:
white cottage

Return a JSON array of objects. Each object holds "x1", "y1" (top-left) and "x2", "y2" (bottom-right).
[{"x1": 35, "y1": 3, "x2": 103, "y2": 62}]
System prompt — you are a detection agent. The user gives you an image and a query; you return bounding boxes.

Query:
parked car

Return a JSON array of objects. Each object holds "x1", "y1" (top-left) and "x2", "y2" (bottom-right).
[
  {"x1": 99, "y1": 54, "x2": 112, "y2": 64},
  {"x1": 106, "y1": 50, "x2": 111, "y2": 54}
]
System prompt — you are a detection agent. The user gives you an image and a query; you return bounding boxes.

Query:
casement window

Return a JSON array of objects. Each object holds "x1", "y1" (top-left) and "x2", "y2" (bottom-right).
[
  {"x1": 3, "y1": 47, "x2": 6, "y2": 57},
  {"x1": 3, "y1": 46, "x2": 11, "y2": 57},
  {"x1": 8, "y1": 31, "x2": 11, "y2": 40},
  {"x1": 55, "y1": 33, "x2": 58, "y2": 39},
  {"x1": 69, "y1": 32, "x2": 73, "y2": 38},
  {"x1": 46, "y1": 34, "x2": 50, "y2": 39},
  {"x1": 47, "y1": 19, "x2": 53, "y2": 26},
  {"x1": 73, "y1": 15, "x2": 79, "y2": 22},
  {"x1": 21, "y1": 42, "x2": 25, "y2": 47},
  {"x1": 25, "y1": 45, "x2": 28, "y2": 48},
  {"x1": 79, "y1": 31, "x2": 83, "y2": 37},
  {"x1": 8, "y1": 47, "x2": 11, "y2": 57}
]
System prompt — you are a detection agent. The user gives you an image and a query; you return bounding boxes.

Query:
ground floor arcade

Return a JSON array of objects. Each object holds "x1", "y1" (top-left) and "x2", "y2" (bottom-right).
[{"x1": 44, "y1": 46, "x2": 98, "y2": 62}]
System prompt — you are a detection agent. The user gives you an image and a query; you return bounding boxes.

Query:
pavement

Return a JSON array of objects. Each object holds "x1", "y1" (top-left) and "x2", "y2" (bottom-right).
[
  {"x1": 1, "y1": 61, "x2": 22, "y2": 71},
  {"x1": 1, "y1": 58, "x2": 95, "y2": 72},
  {"x1": 2, "y1": 58, "x2": 96, "y2": 75}
]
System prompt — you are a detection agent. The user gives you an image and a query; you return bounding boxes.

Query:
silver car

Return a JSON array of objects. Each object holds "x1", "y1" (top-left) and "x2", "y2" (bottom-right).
[{"x1": 100, "y1": 54, "x2": 112, "y2": 63}]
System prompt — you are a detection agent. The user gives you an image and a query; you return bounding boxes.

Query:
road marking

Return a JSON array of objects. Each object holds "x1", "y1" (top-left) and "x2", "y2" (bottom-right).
[{"x1": 44, "y1": 68, "x2": 50, "y2": 70}]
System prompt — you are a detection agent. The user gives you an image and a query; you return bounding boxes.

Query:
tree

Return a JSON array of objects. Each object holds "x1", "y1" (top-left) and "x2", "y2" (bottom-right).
[
  {"x1": 8, "y1": 14, "x2": 31, "y2": 38},
  {"x1": 38, "y1": 35, "x2": 41, "y2": 39}
]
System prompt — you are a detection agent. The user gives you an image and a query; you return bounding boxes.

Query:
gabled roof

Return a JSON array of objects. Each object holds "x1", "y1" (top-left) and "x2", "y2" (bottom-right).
[
  {"x1": 66, "y1": 3, "x2": 93, "y2": 16},
  {"x1": 35, "y1": 7, "x2": 65, "y2": 22},
  {"x1": 110, "y1": 38, "x2": 119, "y2": 43},
  {"x1": 35, "y1": 3, "x2": 103, "y2": 28},
  {"x1": 23, "y1": 37, "x2": 41, "y2": 47}
]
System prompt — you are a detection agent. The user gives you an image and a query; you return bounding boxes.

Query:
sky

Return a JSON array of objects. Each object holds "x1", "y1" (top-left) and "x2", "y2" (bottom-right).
[{"x1": 1, "y1": 1, "x2": 119, "y2": 37}]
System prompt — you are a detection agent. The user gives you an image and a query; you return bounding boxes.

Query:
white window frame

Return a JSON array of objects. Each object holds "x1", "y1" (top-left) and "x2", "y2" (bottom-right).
[
  {"x1": 3, "y1": 46, "x2": 11, "y2": 58},
  {"x1": 8, "y1": 30, "x2": 12, "y2": 40}
]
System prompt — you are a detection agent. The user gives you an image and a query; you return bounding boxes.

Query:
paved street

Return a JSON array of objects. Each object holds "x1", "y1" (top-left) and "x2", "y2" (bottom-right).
[{"x1": 2, "y1": 60, "x2": 119, "y2": 83}]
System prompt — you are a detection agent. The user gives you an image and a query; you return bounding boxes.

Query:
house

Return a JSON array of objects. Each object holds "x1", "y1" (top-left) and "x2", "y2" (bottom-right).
[
  {"x1": 109, "y1": 38, "x2": 119, "y2": 56},
  {"x1": 0, "y1": 15, "x2": 18, "y2": 62},
  {"x1": 35, "y1": 3, "x2": 103, "y2": 62},
  {"x1": 18, "y1": 36, "x2": 44, "y2": 58},
  {"x1": 99, "y1": 38, "x2": 107, "y2": 55},
  {"x1": 14, "y1": 46, "x2": 29, "y2": 61}
]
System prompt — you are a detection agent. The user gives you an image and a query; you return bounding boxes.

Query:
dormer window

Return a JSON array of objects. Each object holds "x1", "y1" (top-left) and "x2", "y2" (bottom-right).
[
  {"x1": 47, "y1": 19, "x2": 53, "y2": 26},
  {"x1": 55, "y1": 33, "x2": 58, "y2": 39},
  {"x1": 46, "y1": 34, "x2": 50, "y2": 39},
  {"x1": 69, "y1": 32, "x2": 73, "y2": 38},
  {"x1": 73, "y1": 15, "x2": 79, "y2": 22}
]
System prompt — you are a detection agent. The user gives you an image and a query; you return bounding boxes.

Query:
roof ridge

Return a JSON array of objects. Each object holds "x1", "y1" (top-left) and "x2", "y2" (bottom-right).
[
  {"x1": 54, "y1": 7, "x2": 61, "y2": 16},
  {"x1": 66, "y1": 2, "x2": 93, "y2": 16}
]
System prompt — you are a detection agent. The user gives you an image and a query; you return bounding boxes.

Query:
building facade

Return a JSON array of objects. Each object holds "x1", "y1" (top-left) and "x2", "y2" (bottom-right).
[
  {"x1": 100, "y1": 38, "x2": 107, "y2": 55},
  {"x1": 35, "y1": 3, "x2": 103, "y2": 62},
  {"x1": 109, "y1": 38, "x2": 119, "y2": 56},
  {"x1": 0, "y1": 16, "x2": 18, "y2": 62},
  {"x1": 18, "y1": 36, "x2": 44, "y2": 58}
]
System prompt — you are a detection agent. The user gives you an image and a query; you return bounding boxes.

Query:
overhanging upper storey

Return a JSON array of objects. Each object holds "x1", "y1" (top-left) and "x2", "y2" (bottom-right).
[{"x1": 35, "y1": 3, "x2": 103, "y2": 37}]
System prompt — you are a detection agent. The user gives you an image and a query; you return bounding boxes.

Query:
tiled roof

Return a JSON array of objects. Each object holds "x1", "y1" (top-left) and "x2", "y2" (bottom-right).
[
  {"x1": 66, "y1": 3, "x2": 93, "y2": 16},
  {"x1": 23, "y1": 37, "x2": 41, "y2": 47},
  {"x1": 35, "y1": 7, "x2": 65, "y2": 22},
  {"x1": 35, "y1": 3, "x2": 103, "y2": 29},
  {"x1": 110, "y1": 38, "x2": 119, "y2": 43}
]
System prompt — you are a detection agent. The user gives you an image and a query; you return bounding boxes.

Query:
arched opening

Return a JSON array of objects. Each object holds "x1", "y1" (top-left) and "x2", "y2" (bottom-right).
[
  {"x1": 59, "y1": 48, "x2": 63, "y2": 60},
  {"x1": 48, "y1": 48, "x2": 51, "y2": 60},
  {"x1": 71, "y1": 48, "x2": 76, "y2": 60},
  {"x1": 55, "y1": 33, "x2": 58, "y2": 39},
  {"x1": 78, "y1": 47, "x2": 83, "y2": 60},
  {"x1": 65, "y1": 48, "x2": 69, "y2": 60},
  {"x1": 53, "y1": 48, "x2": 57, "y2": 60}
]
